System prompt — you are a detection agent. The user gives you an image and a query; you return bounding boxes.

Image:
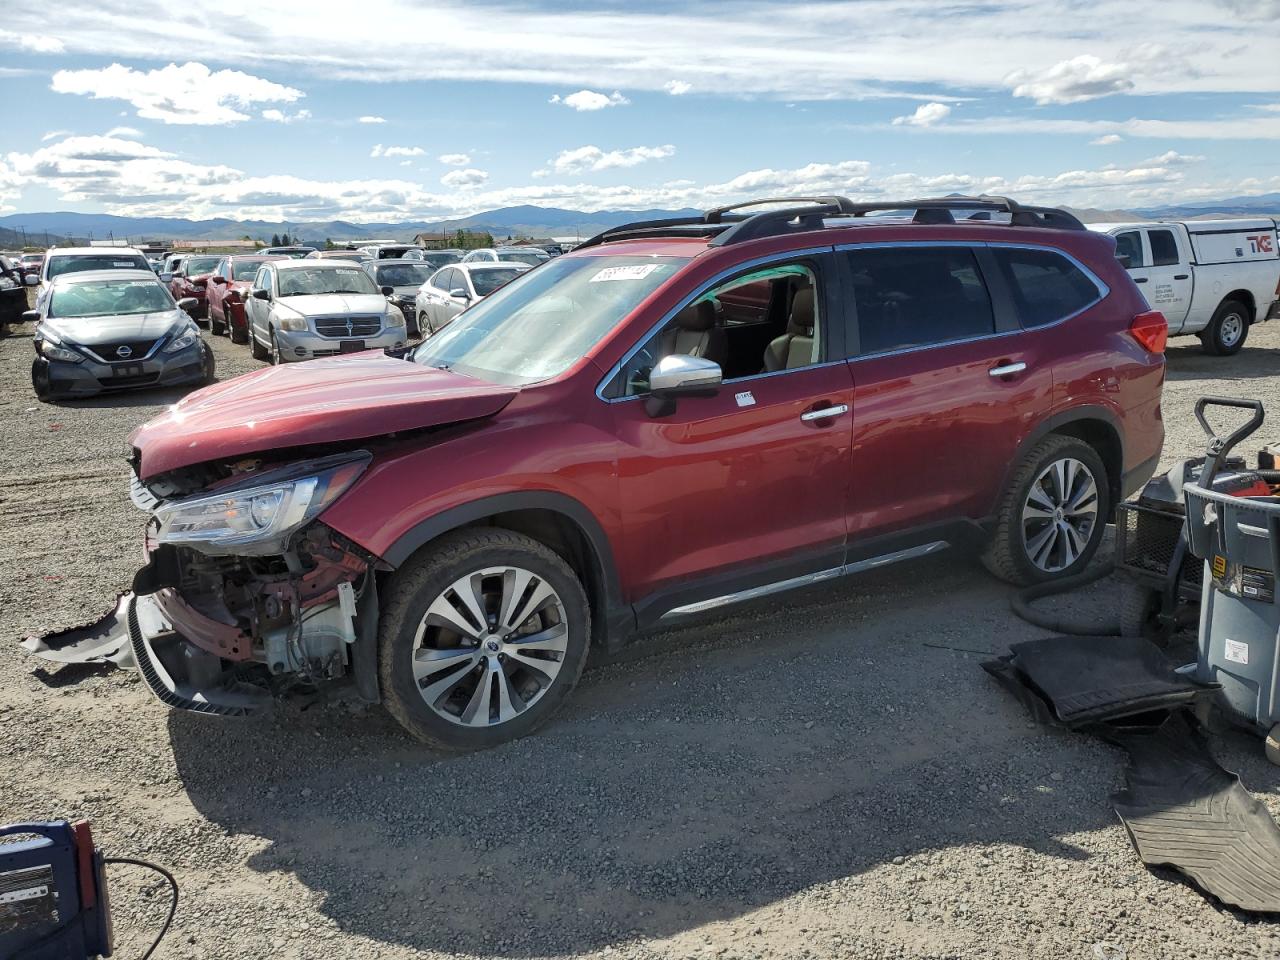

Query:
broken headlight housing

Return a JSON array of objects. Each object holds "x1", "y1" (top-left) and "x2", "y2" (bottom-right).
[{"x1": 152, "y1": 452, "x2": 370, "y2": 555}]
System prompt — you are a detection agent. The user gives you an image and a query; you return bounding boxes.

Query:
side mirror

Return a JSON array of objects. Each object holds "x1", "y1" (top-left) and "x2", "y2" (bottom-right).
[
  {"x1": 159, "y1": 273, "x2": 172, "y2": 283},
  {"x1": 449, "y1": 287, "x2": 470, "y2": 301},
  {"x1": 645, "y1": 354, "x2": 722, "y2": 417},
  {"x1": 177, "y1": 297, "x2": 199, "y2": 312},
  {"x1": 24, "y1": 274, "x2": 37, "y2": 287},
  {"x1": 252, "y1": 289, "x2": 271, "y2": 301},
  {"x1": 1115, "y1": 254, "x2": 1132, "y2": 269},
  {"x1": 381, "y1": 285, "x2": 395, "y2": 297},
  {"x1": 22, "y1": 309, "x2": 39, "y2": 323},
  {"x1": 172, "y1": 270, "x2": 185, "y2": 279}
]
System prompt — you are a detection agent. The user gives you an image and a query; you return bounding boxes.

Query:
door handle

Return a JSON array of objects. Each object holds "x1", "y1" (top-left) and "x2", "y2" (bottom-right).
[
  {"x1": 1134, "y1": 277, "x2": 1148, "y2": 284},
  {"x1": 800, "y1": 403, "x2": 849, "y2": 422},
  {"x1": 989, "y1": 362, "x2": 1027, "y2": 378},
  {"x1": 1174, "y1": 274, "x2": 1189, "y2": 280}
]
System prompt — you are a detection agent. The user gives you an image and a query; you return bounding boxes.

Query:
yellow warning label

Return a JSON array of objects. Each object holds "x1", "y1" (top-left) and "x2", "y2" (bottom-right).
[{"x1": 1212, "y1": 555, "x2": 1228, "y2": 578}]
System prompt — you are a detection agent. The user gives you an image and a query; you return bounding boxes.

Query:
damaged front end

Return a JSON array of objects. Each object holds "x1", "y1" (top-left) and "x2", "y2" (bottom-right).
[{"x1": 24, "y1": 451, "x2": 384, "y2": 716}]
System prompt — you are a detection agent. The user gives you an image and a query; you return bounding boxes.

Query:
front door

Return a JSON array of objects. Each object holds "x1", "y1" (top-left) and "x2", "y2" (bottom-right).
[
  {"x1": 607, "y1": 257, "x2": 854, "y2": 614},
  {"x1": 1139, "y1": 227, "x2": 1193, "y2": 332}
]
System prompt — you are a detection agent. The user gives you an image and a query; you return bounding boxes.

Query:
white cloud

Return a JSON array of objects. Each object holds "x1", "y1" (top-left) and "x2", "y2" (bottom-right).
[
  {"x1": 663, "y1": 80, "x2": 692, "y2": 96},
  {"x1": 917, "y1": 114, "x2": 1280, "y2": 140},
  {"x1": 104, "y1": 125, "x2": 142, "y2": 138},
  {"x1": 1006, "y1": 55, "x2": 1134, "y2": 105},
  {"x1": 1141, "y1": 150, "x2": 1203, "y2": 166},
  {"x1": 892, "y1": 102, "x2": 951, "y2": 127},
  {"x1": 371, "y1": 144, "x2": 425, "y2": 158},
  {"x1": 262, "y1": 108, "x2": 311, "y2": 123},
  {"x1": 1091, "y1": 134, "x2": 1124, "y2": 145},
  {"x1": 41, "y1": 130, "x2": 72, "y2": 142},
  {"x1": 549, "y1": 144, "x2": 676, "y2": 174},
  {"x1": 358, "y1": 115, "x2": 386, "y2": 124},
  {"x1": 438, "y1": 153, "x2": 471, "y2": 166},
  {"x1": 50, "y1": 61, "x2": 303, "y2": 125},
  {"x1": 549, "y1": 90, "x2": 629, "y2": 111},
  {"x1": 441, "y1": 168, "x2": 489, "y2": 188},
  {"x1": 0, "y1": 29, "x2": 64, "y2": 53}
]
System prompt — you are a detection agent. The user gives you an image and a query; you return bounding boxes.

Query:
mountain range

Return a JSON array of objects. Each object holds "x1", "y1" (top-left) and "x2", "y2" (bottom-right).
[{"x1": 1, "y1": 195, "x2": 1277, "y2": 249}]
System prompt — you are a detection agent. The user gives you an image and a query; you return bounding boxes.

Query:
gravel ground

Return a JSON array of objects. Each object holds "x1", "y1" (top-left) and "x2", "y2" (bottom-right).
[{"x1": 2, "y1": 312, "x2": 1279, "y2": 960}]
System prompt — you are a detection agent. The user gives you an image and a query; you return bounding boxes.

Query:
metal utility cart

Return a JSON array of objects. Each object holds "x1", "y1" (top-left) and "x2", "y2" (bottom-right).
[{"x1": 1181, "y1": 398, "x2": 1280, "y2": 763}]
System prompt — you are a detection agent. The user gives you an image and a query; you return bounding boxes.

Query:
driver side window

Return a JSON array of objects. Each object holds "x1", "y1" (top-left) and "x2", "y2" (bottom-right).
[{"x1": 616, "y1": 262, "x2": 822, "y2": 397}]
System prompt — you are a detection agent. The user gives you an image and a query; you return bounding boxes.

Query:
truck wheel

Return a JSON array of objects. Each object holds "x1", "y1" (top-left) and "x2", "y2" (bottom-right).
[
  {"x1": 1200, "y1": 299, "x2": 1249, "y2": 356},
  {"x1": 378, "y1": 528, "x2": 591, "y2": 751},
  {"x1": 982, "y1": 435, "x2": 1110, "y2": 586},
  {"x1": 250, "y1": 327, "x2": 269, "y2": 361}
]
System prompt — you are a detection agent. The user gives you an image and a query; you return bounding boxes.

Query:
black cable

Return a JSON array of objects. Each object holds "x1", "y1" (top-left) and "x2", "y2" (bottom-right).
[
  {"x1": 1009, "y1": 561, "x2": 1121, "y2": 636},
  {"x1": 103, "y1": 857, "x2": 179, "y2": 960}
]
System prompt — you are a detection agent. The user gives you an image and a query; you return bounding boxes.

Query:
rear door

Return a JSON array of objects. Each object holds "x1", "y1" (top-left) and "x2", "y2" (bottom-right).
[
  {"x1": 1139, "y1": 227, "x2": 1193, "y2": 330},
  {"x1": 840, "y1": 243, "x2": 1055, "y2": 549}
]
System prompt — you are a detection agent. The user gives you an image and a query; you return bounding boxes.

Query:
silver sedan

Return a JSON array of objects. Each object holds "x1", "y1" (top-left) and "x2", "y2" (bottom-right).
[{"x1": 414, "y1": 262, "x2": 529, "y2": 335}]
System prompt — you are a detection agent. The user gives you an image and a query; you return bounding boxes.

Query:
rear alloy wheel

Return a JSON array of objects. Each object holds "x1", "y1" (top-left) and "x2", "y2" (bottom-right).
[
  {"x1": 379, "y1": 529, "x2": 590, "y2": 750},
  {"x1": 982, "y1": 436, "x2": 1109, "y2": 586},
  {"x1": 1200, "y1": 299, "x2": 1249, "y2": 356}
]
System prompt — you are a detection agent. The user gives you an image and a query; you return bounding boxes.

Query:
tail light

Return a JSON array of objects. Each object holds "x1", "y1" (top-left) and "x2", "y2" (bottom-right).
[{"x1": 1130, "y1": 310, "x2": 1168, "y2": 354}]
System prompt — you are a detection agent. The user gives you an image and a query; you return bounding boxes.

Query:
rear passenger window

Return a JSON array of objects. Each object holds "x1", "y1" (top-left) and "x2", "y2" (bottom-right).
[
  {"x1": 990, "y1": 247, "x2": 1101, "y2": 328},
  {"x1": 846, "y1": 247, "x2": 994, "y2": 355},
  {"x1": 1115, "y1": 231, "x2": 1145, "y2": 268},
  {"x1": 1148, "y1": 230, "x2": 1179, "y2": 267}
]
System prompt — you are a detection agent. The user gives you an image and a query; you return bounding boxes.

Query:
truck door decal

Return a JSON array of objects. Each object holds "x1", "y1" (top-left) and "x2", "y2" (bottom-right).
[{"x1": 1247, "y1": 234, "x2": 1274, "y2": 255}]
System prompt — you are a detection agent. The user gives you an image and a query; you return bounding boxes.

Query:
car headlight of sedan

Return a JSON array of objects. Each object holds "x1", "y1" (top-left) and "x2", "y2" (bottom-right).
[
  {"x1": 163, "y1": 325, "x2": 201, "y2": 353},
  {"x1": 41, "y1": 342, "x2": 84, "y2": 363},
  {"x1": 278, "y1": 313, "x2": 309, "y2": 332},
  {"x1": 153, "y1": 453, "x2": 370, "y2": 555}
]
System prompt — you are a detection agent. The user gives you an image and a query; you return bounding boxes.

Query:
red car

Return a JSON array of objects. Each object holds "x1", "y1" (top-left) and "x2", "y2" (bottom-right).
[
  {"x1": 35, "y1": 195, "x2": 1166, "y2": 750},
  {"x1": 167, "y1": 253, "x2": 224, "y2": 321},
  {"x1": 206, "y1": 255, "x2": 284, "y2": 343}
]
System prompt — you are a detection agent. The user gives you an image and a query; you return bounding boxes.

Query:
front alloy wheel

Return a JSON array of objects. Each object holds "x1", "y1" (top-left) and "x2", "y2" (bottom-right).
[
  {"x1": 379, "y1": 529, "x2": 590, "y2": 750},
  {"x1": 1021, "y1": 457, "x2": 1099, "y2": 573}
]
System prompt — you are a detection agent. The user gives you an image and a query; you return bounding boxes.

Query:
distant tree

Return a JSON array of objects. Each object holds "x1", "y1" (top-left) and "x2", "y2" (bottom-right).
[
  {"x1": 270, "y1": 233, "x2": 281, "y2": 246},
  {"x1": 324, "y1": 237, "x2": 336, "y2": 250},
  {"x1": 240, "y1": 234, "x2": 253, "y2": 241},
  {"x1": 454, "y1": 228, "x2": 467, "y2": 249},
  {"x1": 482, "y1": 232, "x2": 495, "y2": 247}
]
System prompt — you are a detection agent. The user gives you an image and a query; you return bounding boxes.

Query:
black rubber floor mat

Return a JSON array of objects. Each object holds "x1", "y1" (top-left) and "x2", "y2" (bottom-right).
[
  {"x1": 1111, "y1": 713, "x2": 1280, "y2": 914},
  {"x1": 982, "y1": 634, "x2": 1206, "y2": 727}
]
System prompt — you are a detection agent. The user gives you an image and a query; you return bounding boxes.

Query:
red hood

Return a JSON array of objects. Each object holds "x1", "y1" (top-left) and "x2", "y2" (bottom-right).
[{"x1": 131, "y1": 352, "x2": 518, "y2": 479}]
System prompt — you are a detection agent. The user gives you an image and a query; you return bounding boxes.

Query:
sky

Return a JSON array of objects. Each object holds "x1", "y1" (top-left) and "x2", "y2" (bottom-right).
[{"x1": 1, "y1": 0, "x2": 1279, "y2": 224}]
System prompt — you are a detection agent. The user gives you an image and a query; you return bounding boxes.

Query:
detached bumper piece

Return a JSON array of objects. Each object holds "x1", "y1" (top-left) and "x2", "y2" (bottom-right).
[
  {"x1": 24, "y1": 594, "x2": 269, "y2": 717},
  {"x1": 985, "y1": 635, "x2": 1280, "y2": 915}
]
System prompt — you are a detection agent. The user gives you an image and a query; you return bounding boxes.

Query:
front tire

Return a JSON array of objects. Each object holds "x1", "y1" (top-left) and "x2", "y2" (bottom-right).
[
  {"x1": 982, "y1": 435, "x2": 1110, "y2": 586},
  {"x1": 250, "y1": 326, "x2": 269, "y2": 361},
  {"x1": 378, "y1": 529, "x2": 590, "y2": 751},
  {"x1": 1200, "y1": 299, "x2": 1249, "y2": 356},
  {"x1": 199, "y1": 341, "x2": 216, "y2": 384},
  {"x1": 31, "y1": 357, "x2": 55, "y2": 402}
]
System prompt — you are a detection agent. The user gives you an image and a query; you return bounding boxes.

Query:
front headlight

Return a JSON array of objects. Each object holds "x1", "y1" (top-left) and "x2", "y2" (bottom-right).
[
  {"x1": 41, "y1": 342, "x2": 84, "y2": 363},
  {"x1": 386, "y1": 305, "x2": 406, "y2": 328},
  {"x1": 153, "y1": 453, "x2": 370, "y2": 555},
  {"x1": 163, "y1": 326, "x2": 200, "y2": 353},
  {"x1": 279, "y1": 313, "x2": 308, "y2": 332}
]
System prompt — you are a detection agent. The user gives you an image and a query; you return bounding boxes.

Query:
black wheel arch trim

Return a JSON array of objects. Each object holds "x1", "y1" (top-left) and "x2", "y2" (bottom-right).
[
  {"x1": 381, "y1": 490, "x2": 633, "y2": 643},
  {"x1": 1000, "y1": 405, "x2": 1127, "y2": 515}
]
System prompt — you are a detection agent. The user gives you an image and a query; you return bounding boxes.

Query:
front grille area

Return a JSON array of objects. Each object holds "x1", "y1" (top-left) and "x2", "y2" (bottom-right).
[
  {"x1": 98, "y1": 372, "x2": 161, "y2": 389},
  {"x1": 90, "y1": 339, "x2": 161, "y2": 362},
  {"x1": 313, "y1": 315, "x2": 382, "y2": 338}
]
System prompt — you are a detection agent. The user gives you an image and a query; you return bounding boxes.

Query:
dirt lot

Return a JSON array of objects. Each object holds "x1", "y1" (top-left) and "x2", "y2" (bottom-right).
[{"x1": 2, "y1": 316, "x2": 1279, "y2": 960}]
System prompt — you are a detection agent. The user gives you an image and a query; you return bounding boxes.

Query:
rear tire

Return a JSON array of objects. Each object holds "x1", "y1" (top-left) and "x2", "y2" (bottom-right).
[
  {"x1": 378, "y1": 529, "x2": 590, "y2": 751},
  {"x1": 1200, "y1": 299, "x2": 1249, "y2": 356},
  {"x1": 982, "y1": 435, "x2": 1110, "y2": 586}
]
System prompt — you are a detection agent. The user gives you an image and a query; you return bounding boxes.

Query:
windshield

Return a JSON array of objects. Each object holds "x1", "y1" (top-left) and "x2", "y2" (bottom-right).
[
  {"x1": 47, "y1": 254, "x2": 150, "y2": 279},
  {"x1": 231, "y1": 261, "x2": 264, "y2": 280},
  {"x1": 49, "y1": 278, "x2": 174, "y2": 318},
  {"x1": 412, "y1": 251, "x2": 462, "y2": 267},
  {"x1": 278, "y1": 266, "x2": 378, "y2": 297},
  {"x1": 470, "y1": 268, "x2": 525, "y2": 296},
  {"x1": 183, "y1": 256, "x2": 223, "y2": 276},
  {"x1": 499, "y1": 251, "x2": 549, "y2": 267},
  {"x1": 376, "y1": 263, "x2": 434, "y2": 287},
  {"x1": 323, "y1": 251, "x2": 370, "y2": 263},
  {"x1": 412, "y1": 254, "x2": 685, "y2": 385}
]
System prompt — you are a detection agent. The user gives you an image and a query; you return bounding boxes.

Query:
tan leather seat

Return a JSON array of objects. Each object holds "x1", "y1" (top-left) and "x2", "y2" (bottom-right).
[
  {"x1": 763, "y1": 287, "x2": 816, "y2": 371},
  {"x1": 660, "y1": 300, "x2": 725, "y2": 365}
]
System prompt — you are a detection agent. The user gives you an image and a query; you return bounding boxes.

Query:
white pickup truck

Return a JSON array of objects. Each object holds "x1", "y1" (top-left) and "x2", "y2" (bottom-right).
[{"x1": 1088, "y1": 218, "x2": 1280, "y2": 355}]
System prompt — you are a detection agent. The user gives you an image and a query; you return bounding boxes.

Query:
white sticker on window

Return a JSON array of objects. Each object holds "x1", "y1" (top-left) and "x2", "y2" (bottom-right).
[
  {"x1": 589, "y1": 264, "x2": 659, "y2": 283},
  {"x1": 1224, "y1": 639, "x2": 1249, "y2": 665},
  {"x1": 113, "y1": 261, "x2": 136, "y2": 267}
]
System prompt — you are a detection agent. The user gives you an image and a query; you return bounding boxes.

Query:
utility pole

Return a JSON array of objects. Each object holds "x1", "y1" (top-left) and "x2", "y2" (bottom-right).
[{"x1": 19, "y1": 225, "x2": 27, "y2": 247}]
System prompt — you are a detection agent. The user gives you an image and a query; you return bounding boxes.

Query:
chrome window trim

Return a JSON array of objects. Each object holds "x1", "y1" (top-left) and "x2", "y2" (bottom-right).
[
  {"x1": 594, "y1": 245, "x2": 834, "y2": 403},
  {"x1": 836, "y1": 239, "x2": 1110, "y2": 363}
]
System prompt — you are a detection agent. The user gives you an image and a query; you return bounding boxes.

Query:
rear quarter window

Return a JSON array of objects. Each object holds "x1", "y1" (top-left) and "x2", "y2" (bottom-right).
[{"x1": 989, "y1": 247, "x2": 1103, "y2": 328}]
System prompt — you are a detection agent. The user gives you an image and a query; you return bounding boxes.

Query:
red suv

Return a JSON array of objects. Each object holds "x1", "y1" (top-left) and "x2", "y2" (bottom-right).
[
  {"x1": 206, "y1": 255, "x2": 285, "y2": 343},
  {"x1": 36, "y1": 196, "x2": 1166, "y2": 750}
]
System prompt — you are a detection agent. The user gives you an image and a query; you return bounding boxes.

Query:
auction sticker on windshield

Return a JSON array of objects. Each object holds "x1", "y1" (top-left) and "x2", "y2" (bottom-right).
[{"x1": 590, "y1": 264, "x2": 660, "y2": 283}]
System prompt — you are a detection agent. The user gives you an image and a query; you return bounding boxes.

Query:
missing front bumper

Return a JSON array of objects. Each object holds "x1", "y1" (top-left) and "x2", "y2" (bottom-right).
[{"x1": 23, "y1": 593, "x2": 270, "y2": 717}]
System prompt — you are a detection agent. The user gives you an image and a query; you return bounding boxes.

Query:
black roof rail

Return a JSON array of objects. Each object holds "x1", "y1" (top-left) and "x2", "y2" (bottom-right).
[{"x1": 576, "y1": 194, "x2": 1085, "y2": 251}]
